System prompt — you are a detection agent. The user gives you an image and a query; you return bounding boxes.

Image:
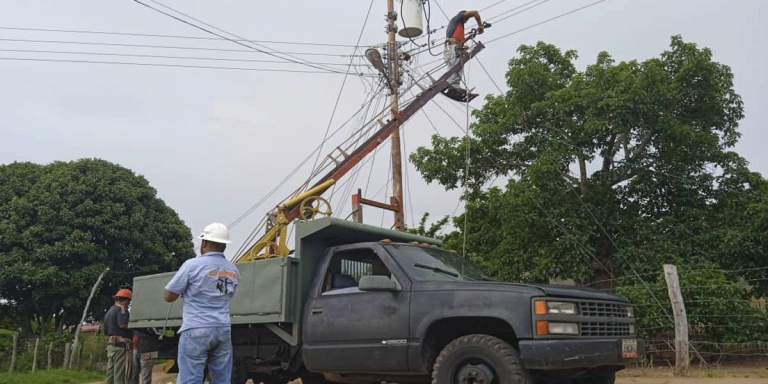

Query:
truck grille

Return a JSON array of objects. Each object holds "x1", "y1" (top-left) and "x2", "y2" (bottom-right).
[
  {"x1": 579, "y1": 301, "x2": 629, "y2": 318},
  {"x1": 580, "y1": 322, "x2": 632, "y2": 337}
]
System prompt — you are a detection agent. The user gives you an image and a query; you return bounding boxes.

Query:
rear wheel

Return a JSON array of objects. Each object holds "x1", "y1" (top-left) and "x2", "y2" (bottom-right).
[{"x1": 432, "y1": 334, "x2": 532, "y2": 384}]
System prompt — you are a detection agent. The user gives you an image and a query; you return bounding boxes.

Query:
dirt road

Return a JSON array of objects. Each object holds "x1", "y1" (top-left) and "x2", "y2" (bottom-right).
[{"x1": 86, "y1": 363, "x2": 768, "y2": 384}]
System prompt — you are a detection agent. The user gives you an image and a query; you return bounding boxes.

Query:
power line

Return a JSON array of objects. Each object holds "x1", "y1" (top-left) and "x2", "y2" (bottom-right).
[
  {"x1": 308, "y1": 0, "x2": 376, "y2": 186},
  {"x1": 0, "y1": 38, "x2": 362, "y2": 58},
  {"x1": 487, "y1": 0, "x2": 608, "y2": 44},
  {"x1": 0, "y1": 56, "x2": 371, "y2": 75},
  {"x1": 486, "y1": 0, "x2": 552, "y2": 24},
  {"x1": 0, "y1": 26, "x2": 362, "y2": 48},
  {"x1": 132, "y1": 0, "x2": 347, "y2": 74},
  {"x1": 480, "y1": 0, "x2": 514, "y2": 12},
  {"x1": 431, "y1": 0, "x2": 451, "y2": 20},
  {"x1": 476, "y1": 56, "x2": 504, "y2": 94},
  {"x1": 0, "y1": 48, "x2": 370, "y2": 67}
]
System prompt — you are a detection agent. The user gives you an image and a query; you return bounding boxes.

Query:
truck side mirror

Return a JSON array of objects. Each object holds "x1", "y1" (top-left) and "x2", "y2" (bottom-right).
[{"x1": 358, "y1": 275, "x2": 399, "y2": 292}]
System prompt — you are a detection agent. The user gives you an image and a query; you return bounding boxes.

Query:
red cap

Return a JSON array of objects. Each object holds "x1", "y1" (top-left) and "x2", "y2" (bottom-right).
[{"x1": 112, "y1": 288, "x2": 132, "y2": 299}]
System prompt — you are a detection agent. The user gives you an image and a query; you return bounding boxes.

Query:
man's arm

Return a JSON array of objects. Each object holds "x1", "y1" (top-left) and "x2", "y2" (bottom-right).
[
  {"x1": 118, "y1": 306, "x2": 130, "y2": 329},
  {"x1": 163, "y1": 262, "x2": 189, "y2": 302},
  {"x1": 464, "y1": 10, "x2": 483, "y2": 34}
]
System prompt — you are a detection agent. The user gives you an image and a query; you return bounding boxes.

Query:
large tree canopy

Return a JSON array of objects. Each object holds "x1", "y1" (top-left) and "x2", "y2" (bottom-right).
[
  {"x1": 411, "y1": 36, "x2": 768, "y2": 295},
  {"x1": 0, "y1": 158, "x2": 195, "y2": 333}
]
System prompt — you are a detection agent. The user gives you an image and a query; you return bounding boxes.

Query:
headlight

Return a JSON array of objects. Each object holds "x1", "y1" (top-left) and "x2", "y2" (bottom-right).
[
  {"x1": 534, "y1": 300, "x2": 578, "y2": 315},
  {"x1": 627, "y1": 306, "x2": 635, "y2": 318},
  {"x1": 536, "y1": 321, "x2": 579, "y2": 335}
]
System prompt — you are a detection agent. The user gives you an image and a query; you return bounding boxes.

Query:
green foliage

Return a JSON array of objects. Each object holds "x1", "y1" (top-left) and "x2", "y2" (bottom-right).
[
  {"x1": 617, "y1": 265, "x2": 767, "y2": 344},
  {"x1": 410, "y1": 35, "x2": 768, "y2": 290},
  {"x1": 0, "y1": 369, "x2": 103, "y2": 384},
  {"x1": 405, "y1": 213, "x2": 450, "y2": 239},
  {"x1": 0, "y1": 158, "x2": 195, "y2": 334},
  {"x1": 410, "y1": 35, "x2": 768, "y2": 343}
]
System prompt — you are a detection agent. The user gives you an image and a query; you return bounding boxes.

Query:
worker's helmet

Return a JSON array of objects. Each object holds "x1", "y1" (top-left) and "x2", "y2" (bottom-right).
[
  {"x1": 198, "y1": 222, "x2": 232, "y2": 244},
  {"x1": 113, "y1": 288, "x2": 132, "y2": 299}
]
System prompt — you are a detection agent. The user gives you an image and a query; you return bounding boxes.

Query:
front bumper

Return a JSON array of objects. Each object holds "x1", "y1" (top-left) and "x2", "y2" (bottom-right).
[{"x1": 518, "y1": 338, "x2": 644, "y2": 370}]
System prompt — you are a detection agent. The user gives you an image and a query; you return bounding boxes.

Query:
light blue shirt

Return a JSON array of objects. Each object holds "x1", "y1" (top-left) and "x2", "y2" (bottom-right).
[{"x1": 165, "y1": 252, "x2": 240, "y2": 333}]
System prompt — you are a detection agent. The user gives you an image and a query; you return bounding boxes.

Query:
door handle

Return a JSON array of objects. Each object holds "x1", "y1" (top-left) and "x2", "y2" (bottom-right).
[{"x1": 310, "y1": 307, "x2": 323, "y2": 315}]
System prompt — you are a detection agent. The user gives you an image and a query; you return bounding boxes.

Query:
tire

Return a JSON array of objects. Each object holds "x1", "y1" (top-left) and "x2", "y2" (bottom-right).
[
  {"x1": 298, "y1": 375, "x2": 331, "y2": 384},
  {"x1": 573, "y1": 372, "x2": 615, "y2": 384},
  {"x1": 432, "y1": 334, "x2": 532, "y2": 384},
  {"x1": 231, "y1": 359, "x2": 249, "y2": 384}
]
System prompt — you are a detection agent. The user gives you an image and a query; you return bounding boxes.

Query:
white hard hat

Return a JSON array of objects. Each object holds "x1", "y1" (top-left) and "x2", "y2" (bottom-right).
[{"x1": 198, "y1": 222, "x2": 232, "y2": 244}]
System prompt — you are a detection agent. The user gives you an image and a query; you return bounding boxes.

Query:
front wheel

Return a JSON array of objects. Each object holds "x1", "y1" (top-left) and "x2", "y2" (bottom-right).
[{"x1": 432, "y1": 334, "x2": 532, "y2": 384}]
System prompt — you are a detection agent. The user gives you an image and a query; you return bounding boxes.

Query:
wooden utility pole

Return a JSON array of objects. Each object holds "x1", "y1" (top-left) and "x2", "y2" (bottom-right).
[
  {"x1": 664, "y1": 264, "x2": 689, "y2": 376},
  {"x1": 386, "y1": 0, "x2": 405, "y2": 231}
]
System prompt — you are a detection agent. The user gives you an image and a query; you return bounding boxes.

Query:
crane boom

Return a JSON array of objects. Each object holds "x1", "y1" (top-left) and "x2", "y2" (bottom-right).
[{"x1": 237, "y1": 42, "x2": 485, "y2": 262}]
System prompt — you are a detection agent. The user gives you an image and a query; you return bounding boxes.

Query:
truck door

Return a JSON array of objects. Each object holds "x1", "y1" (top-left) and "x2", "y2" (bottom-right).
[{"x1": 302, "y1": 245, "x2": 411, "y2": 373}]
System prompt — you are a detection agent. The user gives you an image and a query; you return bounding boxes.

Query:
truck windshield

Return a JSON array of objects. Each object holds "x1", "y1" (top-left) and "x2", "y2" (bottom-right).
[{"x1": 385, "y1": 244, "x2": 491, "y2": 282}]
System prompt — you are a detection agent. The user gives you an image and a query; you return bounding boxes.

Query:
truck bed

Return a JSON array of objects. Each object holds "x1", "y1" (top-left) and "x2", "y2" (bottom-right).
[{"x1": 129, "y1": 256, "x2": 300, "y2": 328}]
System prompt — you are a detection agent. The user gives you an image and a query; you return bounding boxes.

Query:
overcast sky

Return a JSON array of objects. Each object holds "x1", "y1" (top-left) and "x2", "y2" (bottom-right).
[{"x1": 1, "y1": 0, "x2": 766, "y2": 260}]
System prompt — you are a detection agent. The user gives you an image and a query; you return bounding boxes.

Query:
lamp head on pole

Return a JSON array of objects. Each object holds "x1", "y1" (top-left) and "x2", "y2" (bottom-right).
[{"x1": 365, "y1": 48, "x2": 385, "y2": 73}]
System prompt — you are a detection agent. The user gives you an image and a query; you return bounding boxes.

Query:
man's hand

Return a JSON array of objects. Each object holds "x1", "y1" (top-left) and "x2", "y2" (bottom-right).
[
  {"x1": 465, "y1": 10, "x2": 483, "y2": 34},
  {"x1": 164, "y1": 290, "x2": 180, "y2": 303}
]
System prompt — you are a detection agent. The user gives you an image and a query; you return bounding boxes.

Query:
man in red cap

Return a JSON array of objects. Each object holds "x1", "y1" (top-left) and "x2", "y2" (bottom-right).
[{"x1": 104, "y1": 288, "x2": 133, "y2": 384}]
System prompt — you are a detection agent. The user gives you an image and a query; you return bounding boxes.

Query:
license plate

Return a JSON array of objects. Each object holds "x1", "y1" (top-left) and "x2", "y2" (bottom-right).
[{"x1": 622, "y1": 339, "x2": 638, "y2": 358}]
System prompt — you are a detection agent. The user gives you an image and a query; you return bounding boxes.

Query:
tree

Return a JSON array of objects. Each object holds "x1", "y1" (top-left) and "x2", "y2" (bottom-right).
[
  {"x1": 0, "y1": 158, "x2": 195, "y2": 334},
  {"x1": 410, "y1": 35, "x2": 768, "y2": 292}
]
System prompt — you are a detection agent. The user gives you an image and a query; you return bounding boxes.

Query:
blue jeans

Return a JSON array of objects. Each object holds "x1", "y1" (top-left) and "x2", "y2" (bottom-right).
[{"x1": 177, "y1": 327, "x2": 232, "y2": 384}]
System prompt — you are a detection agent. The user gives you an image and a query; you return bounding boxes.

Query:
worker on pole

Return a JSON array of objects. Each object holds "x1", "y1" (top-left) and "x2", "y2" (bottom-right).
[
  {"x1": 163, "y1": 222, "x2": 240, "y2": 384},
  {"x1": 104, "y1": 288, "x2": 133, "y2": 384},
  {"x1": 444, "y1": 10, "x2": 484, "y2": 91}
]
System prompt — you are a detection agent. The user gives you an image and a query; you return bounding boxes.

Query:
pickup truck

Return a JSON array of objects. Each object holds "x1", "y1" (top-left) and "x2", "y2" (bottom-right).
[{"x1": 129, "y1": 217, "x2": 643, "y2": 384}]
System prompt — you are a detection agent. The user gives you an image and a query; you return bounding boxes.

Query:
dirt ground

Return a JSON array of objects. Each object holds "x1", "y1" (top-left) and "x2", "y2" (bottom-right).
[{"x1": 86, "y1": 360, "x2": 768, "y2": 384}]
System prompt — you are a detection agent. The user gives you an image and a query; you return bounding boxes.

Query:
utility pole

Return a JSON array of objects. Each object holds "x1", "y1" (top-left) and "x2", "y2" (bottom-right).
[{"x1": 386, "y1": 0, "x2": 405, "y2": 231}]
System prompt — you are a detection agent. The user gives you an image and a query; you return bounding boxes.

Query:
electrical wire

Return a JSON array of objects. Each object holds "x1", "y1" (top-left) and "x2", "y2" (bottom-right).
[
  {"x1": 486, "y1": 0, "x2": 552, "y2": 24},
  {"x1": 486, "y1": 0, "x2": 608, "y2": 44},
  {"x1": 0, "y1": 38, "x2": 363, "y2": 58},
  {"x1": 0, "y1": 26, "x2": 363, "y2": 48},
  {"x1": 480, "y1": 0, "x2": 514, "y2": 12},
  {"x1": 0, "y1": 56, "x2": 367, "y2": 74},
  {"x1": 132, "y1": 0, "x2": 348, "y2": 74},
  {"x1": 0, "y1": 48, "x2": 371, "y2": 67},
  {"x1": 476, "y1": 56, "x2": 504, "y2": 94},
  {"x1": 308, "y1": 0, "x2": 377, "y2": 183}
]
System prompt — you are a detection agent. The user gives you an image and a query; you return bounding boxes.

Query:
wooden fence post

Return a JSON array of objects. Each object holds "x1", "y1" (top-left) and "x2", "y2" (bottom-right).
[
  {"x1": 47, "y1": 342, "x2": 53, "y2": 370},
  {"x1": 32, "y1": 337, "x2": 40, "y2": 372},
  {"x1": 63, "y1": 342, "x2": 71, "y2": 369},
  {"x1": 90, "y1": 336, "x2": 98, "y2": 367},
  {"x1": 664, "y1": 264, "x2": 689, "y2": 376},
  {"x1": 8, "y1": 334, "x2": 17, "y2": 373},
  {"x1": 71, "y1": 267, "x2": 109, "y2": 369}
]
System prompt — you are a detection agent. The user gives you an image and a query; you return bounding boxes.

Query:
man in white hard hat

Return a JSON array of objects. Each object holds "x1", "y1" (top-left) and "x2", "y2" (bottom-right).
[{"x1": 164, "y1": 222, "x2": 241, "y2": 384}]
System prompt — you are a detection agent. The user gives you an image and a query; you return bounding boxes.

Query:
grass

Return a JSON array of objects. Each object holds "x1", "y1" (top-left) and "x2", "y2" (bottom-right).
[{"x1": 0, "y1": 369, "x2": 104, "y2": 384}]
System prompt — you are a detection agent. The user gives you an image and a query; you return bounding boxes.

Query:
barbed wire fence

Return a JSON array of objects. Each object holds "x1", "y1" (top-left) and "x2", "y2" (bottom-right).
[
  {"x1": 0, "y1": 332, "x2": 110, "y2": 373},
  {"x1": 590, "y1": 264, "x2": 768, "y2": 374}
]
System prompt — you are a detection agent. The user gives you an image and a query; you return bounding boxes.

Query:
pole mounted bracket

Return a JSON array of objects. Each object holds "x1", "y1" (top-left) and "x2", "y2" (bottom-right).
[
  {"x1": 386, "y1": 24, "x2": 398, "y2": 34},
  {"x1": 387, "y1": 11, "x2": 398, "y2": 20}
]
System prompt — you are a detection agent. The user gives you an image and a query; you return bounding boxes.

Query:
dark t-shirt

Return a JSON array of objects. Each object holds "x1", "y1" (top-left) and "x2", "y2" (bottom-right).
[
  {"x1": 446, "y1": 11, "x2": 470, "y2": 41},
  {"x1": 103, "y1": 304, "x2": 132, "y2": 338}
]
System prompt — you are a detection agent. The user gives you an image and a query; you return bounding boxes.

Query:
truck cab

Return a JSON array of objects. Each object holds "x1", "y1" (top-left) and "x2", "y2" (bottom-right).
[{"x1": 129, "y1": 217, "x2": 642, "y2": 384}]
